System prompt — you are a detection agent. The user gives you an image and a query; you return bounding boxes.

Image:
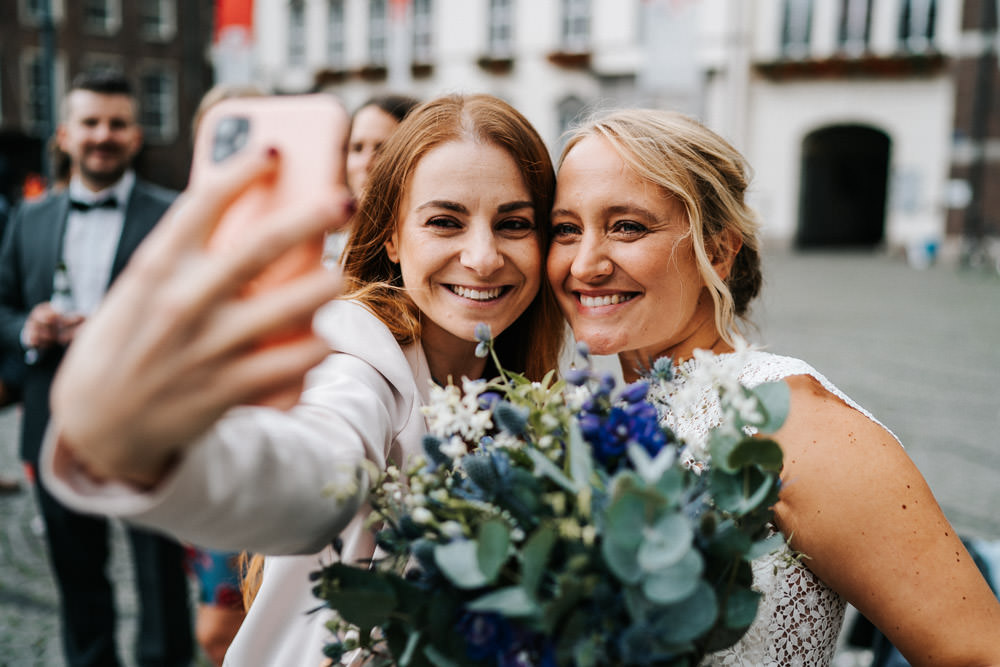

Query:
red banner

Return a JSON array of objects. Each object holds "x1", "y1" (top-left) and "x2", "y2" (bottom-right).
[{"x1": 215, "y1": 0, "x2": 253, "y2": 41}]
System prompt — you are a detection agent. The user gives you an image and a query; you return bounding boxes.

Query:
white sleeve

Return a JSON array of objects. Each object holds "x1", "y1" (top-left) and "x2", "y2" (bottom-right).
[{"x1": 40, "y1": 303, "x2": 414, "y2": 555}]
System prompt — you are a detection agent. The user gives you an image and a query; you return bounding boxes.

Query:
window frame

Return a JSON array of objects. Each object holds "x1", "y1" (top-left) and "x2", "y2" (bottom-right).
[
  {"x1": 368, "y1": 0, "x2": 388, "y2": 67},
  {"x1": 326, "y1": 0, "x2": 346, "y2": 69},
  {"x1": 137, "y1": 64, "x2": 178, "y2": 144},
  {"x1": 560, "y1": 0, "x2": 591, "y2": 53},
  {"x1": 138, "y1": 0, "x2": 177, "y2": 42},
  {"x1": 780, "y1": 0, "x2": 814, "y2": 59},
  {"x1": 488, "y1": 0, "x2": 514, "y2": 58},
  {"x1": 412, "y1": 0, "x2": 433, "y2": 65},
  {"x1": 81, "y1": 0, "x2": 122, "y2": 36},
  {"x1": 898, "y1": 0, "x2": 937, "y2": 53},
  {"x1": 837, "y1": 0, "x2": 872, "y2": 56}
]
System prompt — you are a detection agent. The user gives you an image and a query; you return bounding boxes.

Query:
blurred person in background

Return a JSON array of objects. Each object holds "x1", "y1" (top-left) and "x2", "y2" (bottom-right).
[
  {"x1": 323, "y1": 93, "x2": 420, "y2": 265},
  {"x1": 0, "y1": 69, "x2": 193, "y2": 667}
]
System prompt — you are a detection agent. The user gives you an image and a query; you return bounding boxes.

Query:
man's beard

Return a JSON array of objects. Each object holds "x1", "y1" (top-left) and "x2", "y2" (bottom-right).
[{"x1": 79, "y1": 148, "x2": 129, "y2": 189}]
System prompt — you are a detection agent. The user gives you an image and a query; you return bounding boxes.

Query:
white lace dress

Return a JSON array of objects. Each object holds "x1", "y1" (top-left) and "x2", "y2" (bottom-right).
[{"x1": 651, "y1": 350, "x2": 897, "y2": 666}]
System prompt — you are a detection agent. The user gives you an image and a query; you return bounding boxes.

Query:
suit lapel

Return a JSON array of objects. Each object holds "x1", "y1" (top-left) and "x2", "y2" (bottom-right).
[
  {"x1": 109, "y1": 181, "x2": 163, "y2": 281},
  {"x1": 40, "y1": 193, "x2": 72, "y2": 292}
]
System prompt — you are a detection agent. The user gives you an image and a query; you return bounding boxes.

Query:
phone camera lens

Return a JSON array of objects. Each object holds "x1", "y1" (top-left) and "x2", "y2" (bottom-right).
[{"x1": 212, "y1": 116, "x2": 251, "y2": 163}]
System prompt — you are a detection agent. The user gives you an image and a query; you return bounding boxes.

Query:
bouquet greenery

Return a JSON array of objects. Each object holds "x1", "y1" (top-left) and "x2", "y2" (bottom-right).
[{"x1": 313, "y1": 327, "x2": 789, "y2": 666}]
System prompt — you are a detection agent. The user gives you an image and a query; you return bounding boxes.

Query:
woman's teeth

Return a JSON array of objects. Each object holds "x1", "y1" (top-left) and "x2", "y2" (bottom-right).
[
  {"x1": 451, "y1": 285, "x2": 503, "y2": 301},
  {"x1": 579, "y1": 293, "x2": 633, "y2": 307}
]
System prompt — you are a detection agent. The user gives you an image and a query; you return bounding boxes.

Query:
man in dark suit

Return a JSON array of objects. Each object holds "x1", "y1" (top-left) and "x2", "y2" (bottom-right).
[{"x1": 0, "y1": 70, "x2": 193, "y2": 667}]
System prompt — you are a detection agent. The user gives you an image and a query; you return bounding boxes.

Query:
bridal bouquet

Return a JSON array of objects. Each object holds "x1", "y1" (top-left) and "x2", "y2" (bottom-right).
[{"x1": 313, "y1": 328, "x2": 789, "y2": 666}]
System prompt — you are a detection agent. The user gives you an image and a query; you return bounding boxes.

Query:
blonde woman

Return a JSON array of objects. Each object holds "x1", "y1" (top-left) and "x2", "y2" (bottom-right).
[{"x1": 547, "y1": 109, "x2": 1000, "y2": 665}]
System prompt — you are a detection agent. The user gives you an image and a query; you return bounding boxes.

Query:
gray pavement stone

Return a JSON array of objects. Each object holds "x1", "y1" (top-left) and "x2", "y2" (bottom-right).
[{"x1": 0, "y1": 249, "x2": 996, "y2": 664}]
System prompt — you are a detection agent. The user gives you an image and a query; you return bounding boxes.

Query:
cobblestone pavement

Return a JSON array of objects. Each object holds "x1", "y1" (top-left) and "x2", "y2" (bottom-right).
[{"x1": 0, "y1": 249, "x2": 997, "y2": 665}]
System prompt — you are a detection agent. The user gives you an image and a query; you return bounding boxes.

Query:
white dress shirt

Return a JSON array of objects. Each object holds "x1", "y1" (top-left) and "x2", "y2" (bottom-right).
[{"x1": 62, "y1": 170, "x2": 134, "y2": 315}]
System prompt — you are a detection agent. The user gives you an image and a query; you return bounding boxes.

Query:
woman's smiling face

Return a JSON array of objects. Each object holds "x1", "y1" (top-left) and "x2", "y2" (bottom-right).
[
  {"x1": 386, "y1": 139, "x2": 542, "y2": 355},
  {"x1": 547, "y1": 135, "x2": 714, "y2": 364}
]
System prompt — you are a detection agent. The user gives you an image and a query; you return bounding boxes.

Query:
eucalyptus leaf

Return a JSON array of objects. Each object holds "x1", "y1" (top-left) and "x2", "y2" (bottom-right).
[
  {"x1": 521, "y1": 525, "x2": 557, "y2": 595},
  {"x1": 567, "y1": 420, "x2": 594, "y2": 490},
  {"x1": 708, "y1": 429, "x2": 740, "y2": 474},
  {"x1": 723, "y1": 588, "x2": 761, "y2": 629},
  {"x1": 319, "y1": 564, "x2": 398, "y2": 629},
  {"x1": 605, "y1": 491, "x2": 647, "y2": 550},
  {"x1": 637, "y1": 511, "x2": 693, "y2": 571},
  {"x1": 654, "y1": 465, "x2": 684, "y2": 503},
  {"x1": 641, "y1": 549, "x2": 703, "y2": 604},
  {"x1": 466, "y1": 586, "x2": 540, "y2": 617},
  {"x1": 651, "y1": 580, "x2": 718, "y2": 643},
  {"x1": 710, "y1": 466, "x2": 776, "y2": 516},
  {"x1": 526, "y1": 448, "x2": 577, "y2": 493},
  {"x1": 434, "y1": 540, "x2": 487, "y2": 588},
  {"x1": 476, "y1": 519, "x2": 510, "y2": 582},
  {"x1": 706, "y1": 520, "x2": 752, "y2": 560},
  {"x1": 726, "y1": 437, "x2": 783, "y2": 473},
  {"x1": 602, "y1": 536, "x2": 642, "y2": 584},
  {"x1": 753, "y1": 381, "x2": 790, "y2": 433}
]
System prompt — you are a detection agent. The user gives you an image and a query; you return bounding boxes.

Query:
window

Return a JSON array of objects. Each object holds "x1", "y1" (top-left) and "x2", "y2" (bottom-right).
[
  {"x1": 561, "y1": 0, "x2": 590, "y2": 53},
  {"x1": 837, "y1": 0, "x2": 872, "y2": 56},
  {"x1": 139, "y1": 0, "x2": 176, "y2": 41},
  {"x1": 21, "y1": 50, "x2": 54, "y2": 134},
  {"x1": 138, "y1": 67, "x2": 176, "y2": 143},
  {"x1": 289, "y1": 0, "x2": 307, "y2": 67},
  {"x1": 488, "y1": 0, "x2": 514, "y2": 58},
  {"x1": 412, "y1": 0, "x2": 433, "y2": 64},
  {"x1": 82, "y1": 0, "x2": 120, "y2": 34},
  {"x1": 369, "y1": 0, "x2": 388, "y2": 66},
  {"x1": 327, "y1": 0, "x2": 346, "y2": 68},
  {"x1": 899, "y1": 0, "x2": 936, "y2": 52},
  {"x1": 780, "y1": 0, "x2": 813, "y2": 58}
]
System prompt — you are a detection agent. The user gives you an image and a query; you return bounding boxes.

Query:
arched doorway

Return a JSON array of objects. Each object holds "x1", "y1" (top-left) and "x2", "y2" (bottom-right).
[{"x1": 795, "y1": 124, "x2": 890, "y2": 248}]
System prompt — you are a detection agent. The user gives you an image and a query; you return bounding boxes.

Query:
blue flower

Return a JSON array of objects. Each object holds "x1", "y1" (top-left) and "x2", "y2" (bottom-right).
[
  {"x1": 479, "y1": 391, "x2": 502, "y2": 409},
  {"x1": 564, "y1": 367, "x2": 590, "y2": 386},
  {"x1": 579, "y1": 394, "x2": 669, "y2": 468},
  {"x1": 474, "y1": 323, "x2": 493, "y2": 343},
  {"x1": 457, "y1": 612, "x2": 512, "y2": 662},
  {"x1": 651, "y1": 356, "x2": 675, "y2": 382},
  {"x1": 618, "y1": 381, "x2": 649, "y2": 404}
]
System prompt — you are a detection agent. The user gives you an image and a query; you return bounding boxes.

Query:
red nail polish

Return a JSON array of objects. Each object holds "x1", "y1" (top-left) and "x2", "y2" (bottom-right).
[
  {"x1": 344, "y1": 198, "x2": 357, "y2": 217},
  {"x1": 266, "y1": 146, "x2": 279, "y2": 159}
]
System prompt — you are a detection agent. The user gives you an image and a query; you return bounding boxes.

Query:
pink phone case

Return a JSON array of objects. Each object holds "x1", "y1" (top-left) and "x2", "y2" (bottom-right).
[{"x1": 191, "y1": 94, "x2": 350, "y2": 295}]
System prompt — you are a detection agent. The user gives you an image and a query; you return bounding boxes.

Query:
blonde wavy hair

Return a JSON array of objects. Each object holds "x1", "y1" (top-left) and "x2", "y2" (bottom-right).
[{"x1": 560, "y1": 109, "x2": 763, "y2": 345}]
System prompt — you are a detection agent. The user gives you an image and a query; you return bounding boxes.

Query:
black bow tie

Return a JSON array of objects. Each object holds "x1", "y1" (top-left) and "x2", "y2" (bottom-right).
[{"x1": 69, "y1": 196, "x2": 118, "y2": 212}]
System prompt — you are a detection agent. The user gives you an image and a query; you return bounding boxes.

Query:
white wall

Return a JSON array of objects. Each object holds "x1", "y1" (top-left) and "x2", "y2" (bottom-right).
[{"x1": 743, "y1": 76, "x2": 955, "y2": 248}]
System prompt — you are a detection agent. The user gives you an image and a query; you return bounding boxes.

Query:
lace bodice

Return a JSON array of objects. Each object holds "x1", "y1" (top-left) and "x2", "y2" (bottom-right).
[{"x1": 652, "y1": 350, "x2": 895, "y2": 666}]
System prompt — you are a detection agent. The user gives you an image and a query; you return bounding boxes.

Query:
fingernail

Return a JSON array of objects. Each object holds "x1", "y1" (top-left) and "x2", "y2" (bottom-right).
[
  {"x1": 343, "y1": 197, "x2": 357, "y2": 217},
  {"x1": 265, "y1": 146, "x2": 279, "y2": 159}
]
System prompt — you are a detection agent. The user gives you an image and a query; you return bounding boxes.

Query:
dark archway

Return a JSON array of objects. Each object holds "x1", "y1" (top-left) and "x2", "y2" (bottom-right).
[{"x1": 796, "y1": 124, "x2": 890, "y2": 248}]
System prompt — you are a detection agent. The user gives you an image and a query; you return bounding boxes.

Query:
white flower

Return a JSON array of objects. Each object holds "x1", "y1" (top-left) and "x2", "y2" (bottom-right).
[
  {"x1": 439, "y1": 435, "x2": 467, "y2": 460},
  {"x1": 411, "y1": 507, "x2": 433, "y2": 524},
  {"x1": 440, "y1": 521, "x2": 465, "y2": 538}
]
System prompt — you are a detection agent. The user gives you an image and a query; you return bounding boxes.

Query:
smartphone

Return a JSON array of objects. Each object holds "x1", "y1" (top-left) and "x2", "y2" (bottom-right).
[{"x1": 190, "y1": 94, "x2": 350, "y2": 295}]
